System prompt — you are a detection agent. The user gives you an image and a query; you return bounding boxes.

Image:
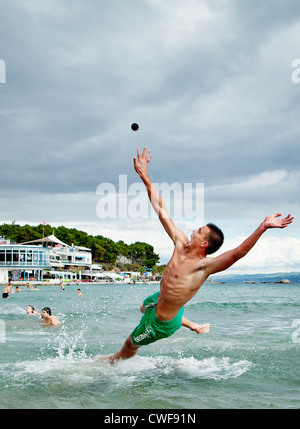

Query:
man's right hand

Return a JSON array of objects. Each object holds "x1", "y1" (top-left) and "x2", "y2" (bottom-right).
[{"x1": 133, "y1": 147, "x2": 152, "y2": 179}]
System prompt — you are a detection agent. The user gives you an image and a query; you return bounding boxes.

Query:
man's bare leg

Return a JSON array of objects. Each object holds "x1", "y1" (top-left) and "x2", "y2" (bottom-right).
[
  {"x1": 93, "y1": 335, "x2": 140, "y2": 363},
  {"x1": 93, "y1": 302, "x2": 145, "y2": 363},
  {"x1": 181, "y1": 317, "x2": 210, "y2": 334}
]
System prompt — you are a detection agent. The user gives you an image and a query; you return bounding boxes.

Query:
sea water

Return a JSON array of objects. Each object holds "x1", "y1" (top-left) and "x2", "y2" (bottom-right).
[{"x1": 0, "y1": 282, "x2": 299, "y2": 409}]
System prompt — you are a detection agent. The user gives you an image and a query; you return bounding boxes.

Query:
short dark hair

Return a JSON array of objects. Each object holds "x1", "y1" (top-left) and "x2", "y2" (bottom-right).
[
  {"x1": 205, "y1": 223, "x2": 224, "y2": 255},
  {"x1": 42, "y1": 307, "x2": 52, "y2": 316}
]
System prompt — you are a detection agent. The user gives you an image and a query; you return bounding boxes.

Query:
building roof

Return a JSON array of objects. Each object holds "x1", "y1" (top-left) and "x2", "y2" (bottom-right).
[{"x1": 20, "y1": 234, "x2": 70, "y2": 248}]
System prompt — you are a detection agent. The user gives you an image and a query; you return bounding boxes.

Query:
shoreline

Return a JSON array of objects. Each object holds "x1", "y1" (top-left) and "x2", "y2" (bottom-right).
[
  {"x1": 0, "y1": 280, "x2": 160, "y2": 286},
  {"x1": 2, "y1": 280, "x2": 298, "y2": 287}
]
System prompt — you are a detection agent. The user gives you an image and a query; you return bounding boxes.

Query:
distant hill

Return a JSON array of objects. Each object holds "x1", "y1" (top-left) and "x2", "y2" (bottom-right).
[{"x1": 212, "y1": 272, "x2": 300, "y2": 283}]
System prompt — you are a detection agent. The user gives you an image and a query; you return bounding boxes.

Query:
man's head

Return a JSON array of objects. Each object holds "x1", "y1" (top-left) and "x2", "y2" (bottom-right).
[
  {"x1": 205, "y1": 223, "x2": 224, "y2": 255},
  {"x1": 41, "y1": 307, "x2": 52, "y2": 318}
]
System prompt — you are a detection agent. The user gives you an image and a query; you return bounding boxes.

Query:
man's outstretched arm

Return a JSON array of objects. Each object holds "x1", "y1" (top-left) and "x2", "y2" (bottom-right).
[
  {"x1": 206, "y1": 213, "x2": 294, "y2": 276},
  {"x1": 134, "y1": 147, "x2": 187, "y2": 245}
]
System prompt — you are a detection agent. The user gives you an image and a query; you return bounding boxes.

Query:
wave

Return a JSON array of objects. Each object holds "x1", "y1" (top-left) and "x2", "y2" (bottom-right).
[
  {"x1": 0, "y1": 303, "x2": 25, "y2": 315},
  {"x1": 6, "y1": 352, "x2": 252, "y2": 385},
  {"x1": 171, "y1": 356, "x2": 252, "y2": 380},
  {"x1": 190, "y1": 300, "x2": 299, "y2": 309},
  {"x1": 100, "y1": 355, "x2": 252, "y2": 381},
  {"x1": 1, "y1": 322, "x2": 253, "y2": 385}
]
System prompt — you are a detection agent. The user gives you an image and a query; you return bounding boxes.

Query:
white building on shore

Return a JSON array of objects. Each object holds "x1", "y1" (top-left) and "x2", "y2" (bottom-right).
[
  {"x1": 20, "y1": 234, "x2": 92, "y2": 282},
  {"x1": 0, "y1": 234, "x2": 154, "y2": 284},
  {"x1": 0, "y1": 237, "x2": 50, "y2": 283},
  {"x1": 0, "y1": 234, "x2": 94, "y2": 283}
]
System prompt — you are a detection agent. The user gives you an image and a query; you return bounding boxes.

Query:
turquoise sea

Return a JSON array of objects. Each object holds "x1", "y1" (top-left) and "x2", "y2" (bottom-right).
[{"x1": 0, "y1": 282, "x2": 299, "y2": 409}]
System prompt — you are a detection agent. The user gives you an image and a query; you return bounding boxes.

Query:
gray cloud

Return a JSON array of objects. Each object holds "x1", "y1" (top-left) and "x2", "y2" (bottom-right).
[{"x1": 0, "y1": 0, "x2": 299, "y2": 270}]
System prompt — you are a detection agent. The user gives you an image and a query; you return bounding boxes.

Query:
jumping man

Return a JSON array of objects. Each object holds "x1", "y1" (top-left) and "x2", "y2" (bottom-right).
[{"x1": 95, "y1": 147, "x2": 293, "y2": 362}]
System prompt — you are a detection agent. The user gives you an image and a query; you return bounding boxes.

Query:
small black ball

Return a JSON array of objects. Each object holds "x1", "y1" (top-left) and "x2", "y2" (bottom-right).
[{"x1": 131, "y1": 123, "x2": 139, "y2": 131}]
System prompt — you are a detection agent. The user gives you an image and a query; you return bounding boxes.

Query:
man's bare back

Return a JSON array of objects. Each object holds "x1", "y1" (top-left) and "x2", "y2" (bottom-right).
[{"x1": 94, "y1": 147, "x2": 293, "y2": 362}]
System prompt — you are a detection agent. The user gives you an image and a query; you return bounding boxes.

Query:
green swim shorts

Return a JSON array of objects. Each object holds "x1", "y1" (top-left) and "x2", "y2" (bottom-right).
[{"x1": 131, "y1": 291, "x2": 184, "y2": 346}]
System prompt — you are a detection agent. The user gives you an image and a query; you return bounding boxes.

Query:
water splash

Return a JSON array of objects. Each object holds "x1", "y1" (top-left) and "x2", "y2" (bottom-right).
[
  {"x1": 89, "y1": 354, "x2": 253, "y2": 382},
  {"x1": 54, "y1": 330, "x2": 89, "y2": 360},
  {"x1": 0, "y1": 303, "x2": 25, "y2": 315},
  {"x1": 171, "y1": 356, "x2": 252, "y2": 380}
]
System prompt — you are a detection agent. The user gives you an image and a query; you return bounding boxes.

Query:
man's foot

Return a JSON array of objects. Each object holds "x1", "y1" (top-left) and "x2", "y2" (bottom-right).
[
  {"x1": 190, "y1": 323, "x2": 210, "y2": 334},
  {"x1": 92, "y1": 354, "x2": 115, "y2": 363},
  {"x1": 92, "y1": 336, "x2": 140, "y2": 363}
]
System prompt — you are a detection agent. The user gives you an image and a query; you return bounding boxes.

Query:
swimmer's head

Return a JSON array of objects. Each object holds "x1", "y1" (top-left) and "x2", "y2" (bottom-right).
[
  {"x1": 41, "y1": 307, "x2": 52, "y2": 316},
  {"x1": 26, "y1": 305, "x2": 35, "y2": 314}
]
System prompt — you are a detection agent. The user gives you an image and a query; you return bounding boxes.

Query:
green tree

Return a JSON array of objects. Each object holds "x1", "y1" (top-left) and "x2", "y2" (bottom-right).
[{"x1": 0, "y1": 222, "x2": 160, "y2": 267}]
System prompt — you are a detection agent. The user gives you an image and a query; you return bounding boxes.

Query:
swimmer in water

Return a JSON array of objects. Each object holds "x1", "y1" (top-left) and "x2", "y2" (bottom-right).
[
  {"x1": 41, "y1": 307, "x2": 60, "y2": 326},
  {"x1": 94, "y1": 147, "x2": 294, "y2": 363},
  {"x1": 2, "y1": 283, "x2": 14, "y2": 299},
  {"x1": 77, "y1": 288, "x2": 82, "y2": 297},
  {"x1": 26, "y1": 305, "x2": 39, "y2": 316}
]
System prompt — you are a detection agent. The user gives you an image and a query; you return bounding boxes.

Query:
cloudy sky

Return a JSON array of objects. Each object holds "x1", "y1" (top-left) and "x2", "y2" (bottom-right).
[{"x1": 1, "y1": 0, "x2": 300, "y2": 274}]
